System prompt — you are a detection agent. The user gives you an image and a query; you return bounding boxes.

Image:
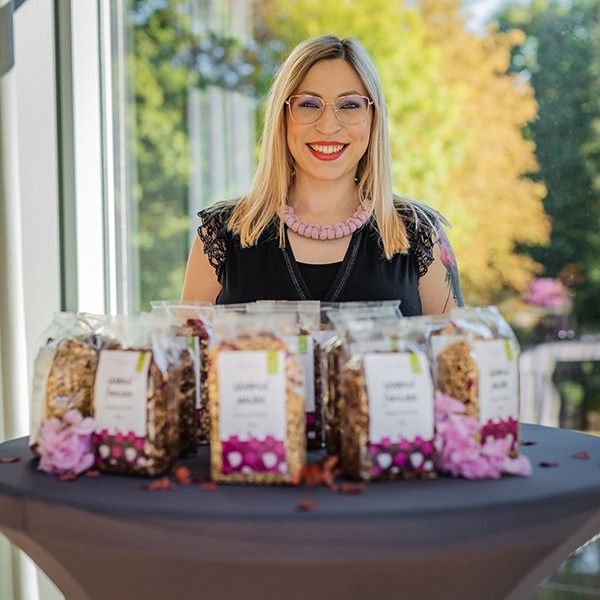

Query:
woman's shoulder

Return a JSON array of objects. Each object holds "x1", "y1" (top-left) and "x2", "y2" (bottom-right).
[
  {"x1": 392, "y1": 195, "x2": 448, "y2": 276},
  {"x1": 196, "y1": 198, "x2": 241, "y2": 280},
  {"x1": 197, "y1": 198, "x2": 239, "y2": 227},
  {"x1": 393, "y1": 194, "x2": 447, "y2": 235}
]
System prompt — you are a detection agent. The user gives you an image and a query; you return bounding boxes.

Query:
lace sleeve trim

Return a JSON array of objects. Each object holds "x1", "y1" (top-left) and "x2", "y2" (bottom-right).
[
  {"x1": 197, "y1": 204, "x2": 232, "y2": 281},
  {"x1": 396, "y1": 199, "x2": 441, "y2": 278}
]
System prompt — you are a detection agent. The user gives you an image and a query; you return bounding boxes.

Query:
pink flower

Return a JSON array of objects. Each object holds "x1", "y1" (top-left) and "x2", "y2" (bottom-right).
[
  {"x1": 501, "y1": 455, "x2": 533, "y2": 477},
  {"x1": 435, "y1": 391, "x2": 466, "y2": 422},
  {"x1": 434, "y1": 391, "x2": 532, "y2": 479},
  {"x1": 521, "y1": 277, "x2": 571, "y2": 310},
  {"x1": 63, "y1": 409, "x2": 95, "y2": 435},
  {"x1": 460, "y1": 456, "x2": 501, "y2": 480},
  {"x1": 36, "y1": 410, "x2": 96, "y2": 476}
]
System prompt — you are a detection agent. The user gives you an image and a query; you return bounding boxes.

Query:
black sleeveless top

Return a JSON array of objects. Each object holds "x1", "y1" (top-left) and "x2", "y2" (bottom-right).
[
  {"x1": 296, "y1": 261, "x2": 342, "y2": 300},
  {"x1": 197, "y1": 201, "x2": 439, "y2": 316}
]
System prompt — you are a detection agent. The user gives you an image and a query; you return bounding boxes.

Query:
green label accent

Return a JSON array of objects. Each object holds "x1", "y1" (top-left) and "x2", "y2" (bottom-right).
[
  {"x1": 504, "y1": 339, "x2": 514, "y2": 361},
  {"x1": 410, "y1": 352, "x2": 421, "y2": 373},
  {"x1": 298, "y1": 335, "x2": 308, "y2": 355},
  {"x1": 135, "y1": 351, "x2": 147, "y2": 372},
  {"x1": 390, "y1": 338, "x2": 399, "y2": 351},
  {"x1": 267, "y1": 351, "x2": 279, "y2": 374}
]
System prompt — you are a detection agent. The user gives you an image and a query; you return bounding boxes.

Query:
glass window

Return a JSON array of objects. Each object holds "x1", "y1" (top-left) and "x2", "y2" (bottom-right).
[{"x1": 105, "y1": 0, "x2": 256, "y2": 314}]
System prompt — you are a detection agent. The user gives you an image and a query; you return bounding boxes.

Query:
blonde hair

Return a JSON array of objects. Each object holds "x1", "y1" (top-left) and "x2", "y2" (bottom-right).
[{"x1": 227, "y1": 34, "x2": 418, "y2": 259}]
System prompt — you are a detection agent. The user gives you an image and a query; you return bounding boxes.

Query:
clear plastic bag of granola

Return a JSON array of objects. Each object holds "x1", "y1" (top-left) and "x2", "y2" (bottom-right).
[
  {"x1": 317, "y1": 302, "x2": 403, "y2": 456},
  {"x1": 92, "y1": 313, "x2": 182, "y2": 476},
  {"x1": 29, "y1": 311, "x2": 107, "y2": 453},
  {"x1": 248, "y1": 301, "x2": 323, "y2": 449},
  {"x1": 150, "y1": 301, "x2": 218, "y2": 450},
  {"x1": 321, "y1": 299, "x2": 402, "y2": 329},
  {"x1": 339, "y1": 317, "x2": 436, "y2": 481},
  {"x1": 207, "y1": 311, "x2": 306, "y2": 484},
  {"x1": 430, "y1": 306, "x2": 521, "y2": 455}
]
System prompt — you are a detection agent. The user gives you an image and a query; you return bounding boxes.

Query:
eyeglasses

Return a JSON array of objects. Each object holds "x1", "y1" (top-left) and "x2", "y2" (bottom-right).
[{"x1": 285, "y1": 94, "x2": 374, "y2": 125}]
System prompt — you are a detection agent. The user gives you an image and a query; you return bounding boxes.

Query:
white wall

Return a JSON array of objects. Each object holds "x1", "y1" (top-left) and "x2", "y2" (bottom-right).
[{"x1": 14, "y1": 0, "x2": 62, "y2": 400}]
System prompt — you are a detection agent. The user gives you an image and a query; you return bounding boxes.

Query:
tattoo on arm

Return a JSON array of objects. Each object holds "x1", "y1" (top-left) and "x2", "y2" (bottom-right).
[{"x1": 436, "y1": 225, "x2": 464, "y2": 308}]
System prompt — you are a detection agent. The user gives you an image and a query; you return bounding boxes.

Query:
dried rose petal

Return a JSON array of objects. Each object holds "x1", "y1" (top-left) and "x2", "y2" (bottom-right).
[
  {"x1": 539, "y1": 461, "x2": 559, "y2": 468},
  {"x1": 296, "y1": 500, "x2": 318, "y2": 512},
  {"x1": 331, "y1": 482, "x2": 365, "y2": 495},
  {"x1": 0, "y1": 455, "x2": 21, "y2": 464},
  {"x1": 58, "y1": 472, "x2": 78, "y2": 482},
  {"x1": 572, "y1": 451, "x2": 590, "y2": 460},
  {"x1": 288, "y1": 473, "x2": 302, "y2": 486},
  {"x1": 174, "y1": 466, "x2": 192, "y2": 485},
  {"x1": 143, "y1": 477, "x2": 175, "y2": 491},
  {"x1": 321, "y1": 455, "x2": 340, "y2": 487},
  {"x1": 201, "y1": 482, "x2": 217, "y2": 491},
  {"x1": 84, "y1": 469, "x2": 101, "y2": 478},
  {"x1": 521, "y1": 440, "x2": 537, "y2": 446},
  {"x1": 301, "y1": 463, "x2": 325, "y2": 487}
]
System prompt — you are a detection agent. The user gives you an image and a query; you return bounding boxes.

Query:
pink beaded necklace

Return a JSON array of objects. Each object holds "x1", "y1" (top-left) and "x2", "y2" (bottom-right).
[{"x1": 282, "y1": 204, "x2": 372, "y2": 240}]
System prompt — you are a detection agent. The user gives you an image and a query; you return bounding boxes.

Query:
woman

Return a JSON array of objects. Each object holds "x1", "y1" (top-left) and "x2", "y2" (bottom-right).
[{"x1": 181, "y1": 34, "x2": 463, "y2": 315}]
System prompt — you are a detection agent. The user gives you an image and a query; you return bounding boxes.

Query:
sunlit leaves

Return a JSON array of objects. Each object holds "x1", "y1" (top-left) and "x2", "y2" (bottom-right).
[
  {"x1": 499, "y1": 0, "x2": 600, "y2": 328},
  {"x1": 257, "y1": 0, "x2": 549, "y2": 304}
]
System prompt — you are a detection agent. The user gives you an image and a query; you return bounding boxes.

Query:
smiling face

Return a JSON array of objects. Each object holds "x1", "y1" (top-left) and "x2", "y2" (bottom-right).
[{"x1": 286, "y1": 58, "x2": 372, "y2": 189}]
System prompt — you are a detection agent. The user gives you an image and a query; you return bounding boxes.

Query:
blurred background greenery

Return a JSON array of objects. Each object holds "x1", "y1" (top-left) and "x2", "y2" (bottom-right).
[{"x1": 129, "y1": 0, "x2": 600, "y2": 331}]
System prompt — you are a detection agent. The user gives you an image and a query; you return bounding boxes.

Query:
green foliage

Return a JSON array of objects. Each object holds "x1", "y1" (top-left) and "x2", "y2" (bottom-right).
[
  {"x1": 499, "y1": 0, "x2": 600, "y2": 330},
  {"x1": 256, "y1": 0, "x2": 464, "y2": 207},
  {"x1": 258, "y1": 0, "x2": 548, "y2": 304},
  {"x1": 129, "y1": 0, "x2": 266, "y2": 309},
  {"x1": 130, "y1": 0, "x2": 589, "y2": 315}
]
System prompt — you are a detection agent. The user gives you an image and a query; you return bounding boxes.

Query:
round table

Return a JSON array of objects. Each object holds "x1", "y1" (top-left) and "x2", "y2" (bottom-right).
[{"x1": 1, "y1": 423, "x2": 599, "y2": 600}]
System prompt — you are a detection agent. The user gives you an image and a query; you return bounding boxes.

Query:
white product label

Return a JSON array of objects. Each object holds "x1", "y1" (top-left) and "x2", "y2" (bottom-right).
[
  {"x1": 191, "y1": 336, "x2": 201, "y2": 410},
  {"x1": 364, "y1": 352, "x2": 434, "y2": 442},
  {"x1": 218, "y1": 350, "x2": 286, "y2": 441},
  {"x1": 94, "y1": 350, "x2": 152, "y2": 436},
  {"x1": 290, "y1": 335, "x2": 315, "y2": 412},
  {"x1": 475, "y1": 339, "x2": 519, "y2": 423}
]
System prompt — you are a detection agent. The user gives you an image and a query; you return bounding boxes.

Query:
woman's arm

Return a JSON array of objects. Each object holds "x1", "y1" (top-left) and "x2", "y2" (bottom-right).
[
  {"x1": 181, "y1": 235, "x2": 222, "y2": 303},
  {"x1": 418, "y1": 224, "x2": 464, "y2": 315}
]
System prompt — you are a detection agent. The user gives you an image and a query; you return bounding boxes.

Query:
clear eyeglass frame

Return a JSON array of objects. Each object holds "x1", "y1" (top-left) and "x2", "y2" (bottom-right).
[{"x1": 285, "y1": 94, "x2": 374, "y2": 125}]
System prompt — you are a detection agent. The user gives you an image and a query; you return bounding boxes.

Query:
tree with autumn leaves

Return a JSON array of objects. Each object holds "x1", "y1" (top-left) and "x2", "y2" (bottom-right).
[
  {"x1": 255, "y1": 0, "x2": 550, "y2": 307},
  {"x1": 134, "y1": 0, "x2": 600, "y2": 328}
]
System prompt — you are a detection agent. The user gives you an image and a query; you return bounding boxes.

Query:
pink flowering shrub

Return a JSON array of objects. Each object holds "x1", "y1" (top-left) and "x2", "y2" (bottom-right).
[
  {"x1": 521, "y1": 277, "x2": 571, "y2": 311},
  {"x1": 434, "y1": 392, "x2": 532, "y2": 479},
  {"x1": 36, "y1": 409, "x2": 96, "y2": 475}
]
